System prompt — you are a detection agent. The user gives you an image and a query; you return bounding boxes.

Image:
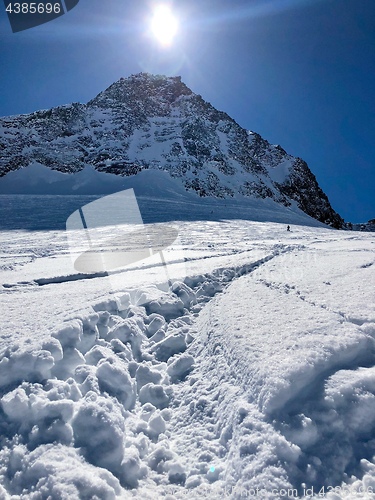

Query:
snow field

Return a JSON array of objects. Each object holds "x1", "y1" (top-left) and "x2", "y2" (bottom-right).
[{"x1": 0, "y1": 221, "x2": 374, "y2": 498}]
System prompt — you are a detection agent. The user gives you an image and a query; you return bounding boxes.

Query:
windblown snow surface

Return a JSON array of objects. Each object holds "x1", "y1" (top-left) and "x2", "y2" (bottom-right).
[{"x1": 0, "y1": 207, "x2": 374, "y2": 499}]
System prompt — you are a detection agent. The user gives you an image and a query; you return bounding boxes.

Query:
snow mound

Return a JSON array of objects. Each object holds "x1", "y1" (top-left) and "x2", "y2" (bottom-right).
[{"x1": 1, "y1": 444, "x2": 122, "y2": 499}]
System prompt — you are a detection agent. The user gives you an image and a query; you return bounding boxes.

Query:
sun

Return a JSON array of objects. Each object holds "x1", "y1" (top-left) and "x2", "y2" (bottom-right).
[{"x1": 150, "y1": 5, "x2": 179, "y2": 47}]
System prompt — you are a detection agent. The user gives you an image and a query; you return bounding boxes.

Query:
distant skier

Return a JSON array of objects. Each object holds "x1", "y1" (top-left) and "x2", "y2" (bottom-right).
[{"x1": 287, "y1": 225, "x2": 290, "y2": 231}]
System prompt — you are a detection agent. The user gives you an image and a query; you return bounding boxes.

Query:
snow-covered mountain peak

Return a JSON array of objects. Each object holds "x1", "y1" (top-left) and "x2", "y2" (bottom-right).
[
  {"x1": 88, "y1": 73, "x2": 193, "y2": 114},
  {"x1": 0, "y1": 73, "x2": 344, "y2": 228}
]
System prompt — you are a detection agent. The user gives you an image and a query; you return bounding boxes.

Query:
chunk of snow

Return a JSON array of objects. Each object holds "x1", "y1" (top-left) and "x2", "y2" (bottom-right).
[
  {"x1": 52, "y1": 320, "x2": 83, "y2": 349},
  {"x1": 139, "y1": 383, "x2": 171, "y2": 409},
  {"x1": 145, "y1": 294, "x2": 185, "y2": 321},
  {"x1": 167, "y1": 354, "x2": 194, "y2": 382},
  {"x1": 151, "y1": 333, "x2": 187, "y2": 362},
  {"x1": 96, "y1": 358, "x2": 136, "y2": 409},
  {"x1": 136, "y1": 364, "x2": 163, "y2": 391},
  {"x1": 72, "y1": 393, "x2": 126, "y2": 476}
]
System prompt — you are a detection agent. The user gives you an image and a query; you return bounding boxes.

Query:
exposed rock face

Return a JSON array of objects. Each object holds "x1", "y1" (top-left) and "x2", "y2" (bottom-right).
[
  {"x1": 0, "y1": 73, "x2": 343, "y2": 228},
  {"x1": 347, "y1": 219, "x2": 375, "y2": 232}
]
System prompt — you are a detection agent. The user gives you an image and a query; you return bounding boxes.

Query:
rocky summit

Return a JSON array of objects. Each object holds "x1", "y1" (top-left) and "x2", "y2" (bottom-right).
[{"x1": 0, "y1": 73, "x2": 343, "y2": 228}]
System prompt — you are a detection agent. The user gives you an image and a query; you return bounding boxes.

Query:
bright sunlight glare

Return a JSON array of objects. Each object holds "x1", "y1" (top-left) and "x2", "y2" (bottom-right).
[{"x1": 150, "y1": 5, "x2": 179, "y2": 46}]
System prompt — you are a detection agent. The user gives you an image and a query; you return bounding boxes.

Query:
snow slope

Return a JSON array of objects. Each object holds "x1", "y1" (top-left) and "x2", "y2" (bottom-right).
[
  {"x1": 0, "y1": 216, "x2": 374, "y2": 499},
  {"x1": 0, "y1": 168, "x2": 329, "y2": 231}
]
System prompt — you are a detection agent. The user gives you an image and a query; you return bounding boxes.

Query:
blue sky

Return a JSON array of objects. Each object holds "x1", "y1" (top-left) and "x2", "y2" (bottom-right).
[{"x1": 0, "y1": 0, "x2": 374, "y2": 222}]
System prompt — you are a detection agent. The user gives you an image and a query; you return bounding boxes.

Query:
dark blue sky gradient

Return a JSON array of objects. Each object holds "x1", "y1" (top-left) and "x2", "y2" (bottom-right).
[{"x1": 0, "y1": 0, "x2": 374, "y2": 222}]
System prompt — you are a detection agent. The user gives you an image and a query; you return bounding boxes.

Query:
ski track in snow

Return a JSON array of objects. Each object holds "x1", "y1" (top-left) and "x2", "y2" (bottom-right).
[{"x1": 0, "y1": 222, "x2": 374, "y2": 499}]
